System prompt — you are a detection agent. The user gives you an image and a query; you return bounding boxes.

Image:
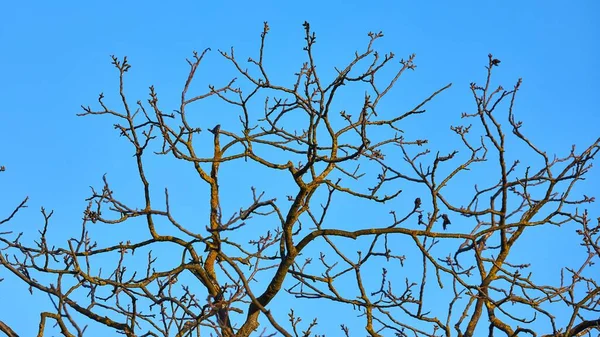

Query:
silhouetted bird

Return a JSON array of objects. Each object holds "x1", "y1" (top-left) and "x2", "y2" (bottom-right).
[
  {"x1": 210, "y1": 124, "x2": 221, "y2": 134},
  {"x1": 442, "y1": 214, "x2": 451, "y2": 230},
  {"x1": 414, "y1": 197, "x2": 421, "y2": 209}
]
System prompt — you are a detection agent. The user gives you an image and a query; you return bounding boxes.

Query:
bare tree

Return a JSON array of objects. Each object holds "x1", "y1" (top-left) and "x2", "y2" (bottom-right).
[{"x1": 1, "y1": 22, "x2": 599, "y2": 337}]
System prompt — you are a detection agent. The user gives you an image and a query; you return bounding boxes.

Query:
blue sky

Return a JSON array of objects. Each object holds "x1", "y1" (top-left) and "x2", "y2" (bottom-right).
[{"x1": 1, "y1": 1, "x2": 599, "y2": 336}]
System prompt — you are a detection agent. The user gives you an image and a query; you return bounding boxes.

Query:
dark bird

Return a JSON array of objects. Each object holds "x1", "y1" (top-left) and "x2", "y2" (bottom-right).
[
  {"x1": 414, "y1": 197, "x2": 422, "y2": 209},
  {"x1": 441, "y1": 214, "x2": 451, "y2": 230},
  {"x1": 491, "y1": 58, "x2": 501, "y2": 66},
  {"x1": 209, "y1": 124, "x2": 221, "y2": 134}
]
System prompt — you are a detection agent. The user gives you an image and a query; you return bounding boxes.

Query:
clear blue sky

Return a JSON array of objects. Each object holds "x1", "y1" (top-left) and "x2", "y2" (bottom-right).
[{"x1": 1, "y1": 1, "x2": 599, "y2": 336}]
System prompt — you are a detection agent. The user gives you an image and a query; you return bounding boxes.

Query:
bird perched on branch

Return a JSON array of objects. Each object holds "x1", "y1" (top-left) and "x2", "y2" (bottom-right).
[
  {"x1": 441, "y1": 214, "x2": 451, "y2": 230},
  {"x1": 488, "y1": 54, "x2": 501, "y2": 67},
  {"x1": 209, "y1": 124, "x2": 221, "y2": 134},
  {"x1": 414, "y1": 197, "x2": 421, "y2": 209}
]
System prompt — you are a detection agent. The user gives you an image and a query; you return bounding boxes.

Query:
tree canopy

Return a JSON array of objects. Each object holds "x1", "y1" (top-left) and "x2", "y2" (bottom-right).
[{"x1": 1, "y1": 22, "x2": 599, "y2": 337}]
